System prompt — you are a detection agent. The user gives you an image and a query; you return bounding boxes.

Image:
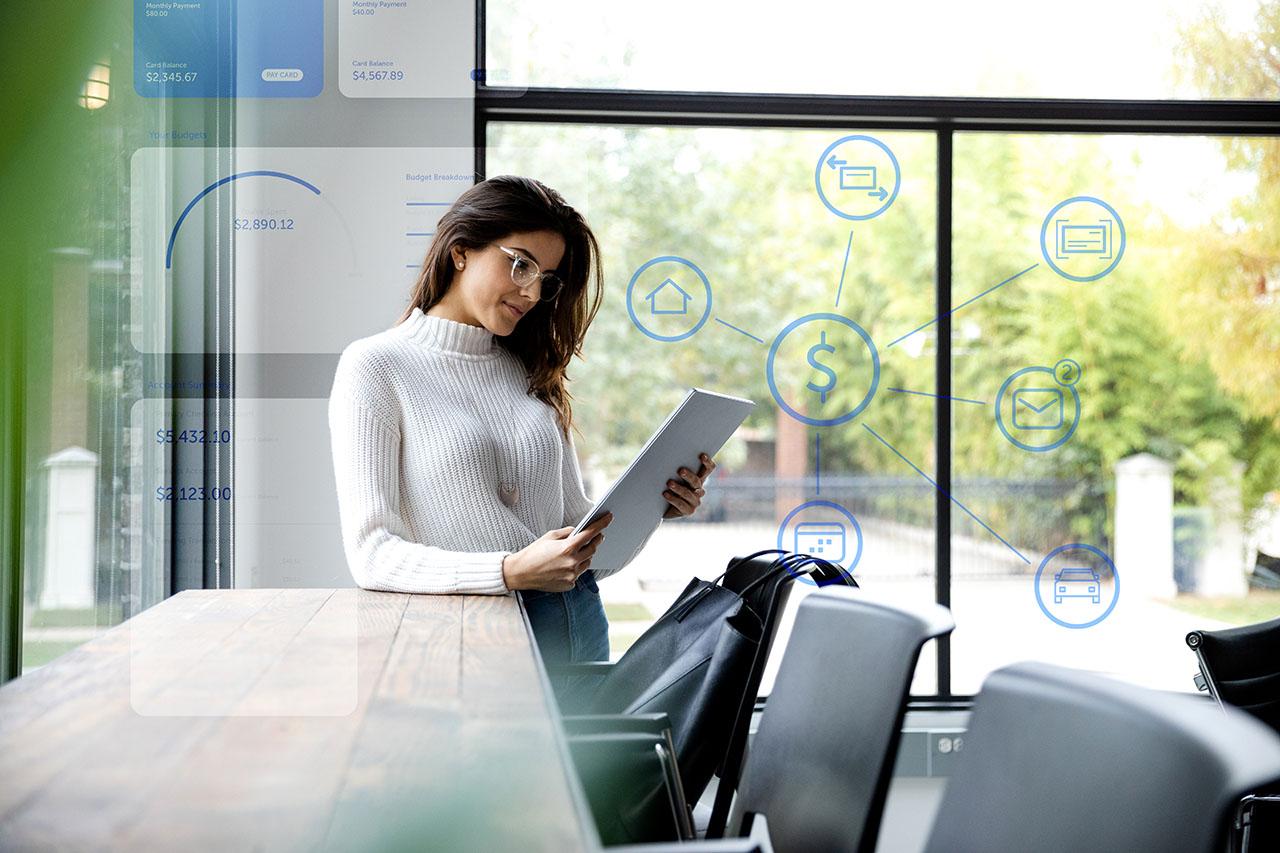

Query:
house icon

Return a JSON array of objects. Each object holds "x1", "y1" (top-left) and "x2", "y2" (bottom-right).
[{"x1": 645, "y1": 277, "x2": 692, "y2": 315}]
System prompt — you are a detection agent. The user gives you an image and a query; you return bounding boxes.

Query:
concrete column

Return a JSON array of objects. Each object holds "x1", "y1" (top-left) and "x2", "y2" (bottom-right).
[
  {"x1": 1202, "y1": 461, "x2": 1248, "y2": 597},
  {"x1": 1114, "y1": 453, "x2": 1177, "y2": 600}
]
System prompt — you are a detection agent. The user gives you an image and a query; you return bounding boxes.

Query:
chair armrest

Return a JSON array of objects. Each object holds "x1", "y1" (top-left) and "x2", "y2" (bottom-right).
[
  {"x1": 568, "y1": 732, "x2": 686, "y2": 845},
  {"x1": 608, "y1": 842, "x2": 764, "y2": 853},
  {"x1": 608, "y1": 814, "x2": 774, "y2": 853},
  {"x1": 565, "y1": 715, "x2": 691, "y2": 840},
  {"x1": 546, "y1": 661, "x2": 616, "y2": 678},
  {"x1": 547, "y1": 661, "x2": 616, "y2": 714},
  {"x1": 1237, "y1": 793, "x2": 1280, "y2": 838},
  {"x1": 562, "y1": 713, "x2": 672, "y2": 738}
]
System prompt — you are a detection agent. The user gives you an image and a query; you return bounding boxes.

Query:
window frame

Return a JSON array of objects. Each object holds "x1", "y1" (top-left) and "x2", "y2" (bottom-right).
[{"x1": 474, "y1": 5, "x2": 1280, "y2": 701}]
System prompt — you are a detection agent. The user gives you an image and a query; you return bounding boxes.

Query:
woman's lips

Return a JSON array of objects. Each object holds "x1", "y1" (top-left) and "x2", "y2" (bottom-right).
[{"x1": 504, "y1": 302, "x2": 526, "y2": 319}]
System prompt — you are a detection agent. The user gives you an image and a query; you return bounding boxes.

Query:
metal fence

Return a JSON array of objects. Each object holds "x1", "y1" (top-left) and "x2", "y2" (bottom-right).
[{"x1": 679, "y1": 473, "x2": 1110, "y2": 577}]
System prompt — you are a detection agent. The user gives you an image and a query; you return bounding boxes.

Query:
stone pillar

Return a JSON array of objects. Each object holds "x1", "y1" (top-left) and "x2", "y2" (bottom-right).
[
  {"x1": 1114, "y1": 453, "x2": 1177, "y2": 600},
  {"x1": 1201, "y1": 461, "x2": 1248, "y2": 597},
  {"x1": 49, "y1": 248, "x2": 91, "y2": 452},
  {"x1": 39, "y1": 446, "x2": 99, "y2": 611},
  {"x1": 774, "y1": 407, "x2": 807, "y2": 521}
]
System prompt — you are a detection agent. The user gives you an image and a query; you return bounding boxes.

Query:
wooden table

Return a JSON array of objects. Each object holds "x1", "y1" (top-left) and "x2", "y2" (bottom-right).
[{"x1": 0, "y1": 589, "x2": 600, "y2": 852}]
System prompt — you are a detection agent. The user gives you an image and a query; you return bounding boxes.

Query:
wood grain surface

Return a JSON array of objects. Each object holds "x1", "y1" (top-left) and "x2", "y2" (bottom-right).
[{"x1": 0, "y1": 589, "x2": 598, "y2": 852}]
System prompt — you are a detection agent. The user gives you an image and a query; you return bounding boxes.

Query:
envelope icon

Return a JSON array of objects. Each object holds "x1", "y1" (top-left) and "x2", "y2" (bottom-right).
[{"x1": 1012, "y1": 388, "x2": 1063, "y2": 430}]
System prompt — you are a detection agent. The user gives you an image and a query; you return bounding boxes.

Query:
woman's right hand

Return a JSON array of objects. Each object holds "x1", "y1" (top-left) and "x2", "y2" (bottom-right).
[{"x1": 502, "y1": 512, "x2": 613, "y2": 592}]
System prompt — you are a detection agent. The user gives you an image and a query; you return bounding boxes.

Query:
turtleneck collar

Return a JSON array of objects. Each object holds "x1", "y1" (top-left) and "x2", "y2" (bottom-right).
[{"x1": 395, "y1": 306, "x2": 496, "y2": 357}]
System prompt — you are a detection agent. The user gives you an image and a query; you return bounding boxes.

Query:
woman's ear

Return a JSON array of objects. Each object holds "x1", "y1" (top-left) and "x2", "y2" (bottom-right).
[{"x1": 449, "y1": 244, "x2": 467, "y2": 271}]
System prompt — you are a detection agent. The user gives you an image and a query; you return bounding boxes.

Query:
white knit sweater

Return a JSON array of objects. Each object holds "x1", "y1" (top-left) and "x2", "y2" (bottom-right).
[{"x1": 328, "y1": 306, "x2": 652, "y2": 594}]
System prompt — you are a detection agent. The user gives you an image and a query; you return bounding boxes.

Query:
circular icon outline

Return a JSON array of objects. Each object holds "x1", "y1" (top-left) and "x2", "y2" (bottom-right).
[
  {"x1": 1039, "y1": 196, "x2": 1126, "y2": 282},
  {"x1": 625, "y1": 255, "x2": 714, "y2": 343},
  {"x1": 994, "y1": 365, "x2": 1081, "y2": 453},
  {"x1": 1034, "y1": 542, "x2": 1120, "y2": 629},
  {"x1": 1053, "y1": 358, "x2": 1082, "y2": 387},
  {"x1": 766, "y1": 312, "x2": 881, "y2": 427},
  {"x1": 813, "y1": 135, "x2": 902, "y2": 221},
  {"x1": 776, "y1": 499, "x2": 863, "y2": 586}
]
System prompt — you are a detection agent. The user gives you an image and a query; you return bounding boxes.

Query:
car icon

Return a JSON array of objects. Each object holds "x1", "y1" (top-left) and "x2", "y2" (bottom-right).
[{"x1": 1053, "y1": 567, "x2": 1101, "y2": 604}]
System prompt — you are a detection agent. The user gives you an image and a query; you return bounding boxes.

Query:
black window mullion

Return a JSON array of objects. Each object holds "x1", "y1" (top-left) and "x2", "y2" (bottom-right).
[
  {"x1": 474, "y1": 0, "x2": 486, "y2": 180},
  {"x1": 478, "y1": 87, "x2": 1280, "y2": 136},
  {"x1": 935, "y1": 128, "x2": 953, "y2": 698}
]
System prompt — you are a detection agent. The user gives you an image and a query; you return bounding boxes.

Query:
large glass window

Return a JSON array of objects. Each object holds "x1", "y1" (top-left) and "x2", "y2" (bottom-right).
[
  {"x1": 486, "y1": 0, "x2": 1278, "y2": 101},
  {"x1": 488, "y1": 123, "x2": 941, "y2": 691},
  {"x1": 485, "y1": 1, "x2": 1280, "y2": 698},
  {"x1": 946, "y1": 132, "x2": 1280, "y2": 692}
]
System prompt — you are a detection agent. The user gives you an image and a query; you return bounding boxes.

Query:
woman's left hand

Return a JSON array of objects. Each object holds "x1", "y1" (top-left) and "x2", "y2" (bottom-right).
[{"x1": 662, "y1": 452, "x2": 717, "y2": 519}]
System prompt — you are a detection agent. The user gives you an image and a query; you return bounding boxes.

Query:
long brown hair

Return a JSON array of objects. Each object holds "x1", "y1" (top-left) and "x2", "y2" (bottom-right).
[{"x1": 398, "y1": 175, "x2": 604, "y2": 439}]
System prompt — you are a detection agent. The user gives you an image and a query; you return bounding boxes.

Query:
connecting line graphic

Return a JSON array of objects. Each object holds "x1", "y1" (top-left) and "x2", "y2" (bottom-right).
[
  {"x1": 834, "y1": 229, "x2": 853, "y2": 308},
  {"x1": 886, "y1": 263, "x2": 1039, "y2": 348},
  {"x1": 862, "y1": 423, "x2": 1031, "y2": 565},
  {"x1": 887, "y1": 387, "x2": 987, "y2": 406},
  {"x1": 714, "y1": 317, "x2": 766, "y2": 344},
  {"x1": 815, "y1": 433, "x2": 822, "y2": 495}
]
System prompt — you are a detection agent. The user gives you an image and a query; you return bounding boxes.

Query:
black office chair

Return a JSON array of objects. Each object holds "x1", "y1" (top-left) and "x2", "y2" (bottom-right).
[
  {"x1": 562, "y1": 550, "x2": 851, "y2": 822},
  {"x1": 1188, "y1": 616, "x2": 1280, "y2": 850},
  {"x1": 608, "y1": 586, "x2": 954, "y2": 852},
  {"x1": 1187, "y1": 616, "x2": 1280, "y2": 731},
  {"x1": 722, "y1": 586, "x2": 950, "y2": 852},
  {"x1": 705, "y1": 549, "x2": 856, "y2": 837},
  {"x1": 566, "y1": 712, "x2": 695, "y2": 842},
  {"x1": 922, "y1": 661, "x2": 1280, "y2": 853},
  {"x1": 568, "y1": 729, "x2": 689, "y2": 845}
]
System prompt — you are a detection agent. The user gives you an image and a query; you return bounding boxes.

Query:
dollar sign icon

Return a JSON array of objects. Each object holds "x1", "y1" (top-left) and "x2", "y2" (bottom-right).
[{"x1": 806, "y1": 331, "x2": 838, "y2": 404}]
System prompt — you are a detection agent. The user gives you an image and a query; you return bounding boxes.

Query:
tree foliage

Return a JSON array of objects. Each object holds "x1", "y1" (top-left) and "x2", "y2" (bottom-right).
[{"x1": 491, "y1": 5, "x2": 1280, "y2": 515}]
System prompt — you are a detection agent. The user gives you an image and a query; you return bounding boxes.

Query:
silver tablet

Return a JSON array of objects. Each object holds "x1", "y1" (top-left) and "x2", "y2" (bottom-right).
[{"x1": 573, "y1": 387, "x2": 755, "y2": 571}]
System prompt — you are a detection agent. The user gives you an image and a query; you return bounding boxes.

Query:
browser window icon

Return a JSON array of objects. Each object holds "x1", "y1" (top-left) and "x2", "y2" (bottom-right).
[
  {"x1": 838, "y1": 165, "x2": 877, "y2": 192},
  {"x1": 1055, "y1": 219, "x2": 1115, "y2": 260}
]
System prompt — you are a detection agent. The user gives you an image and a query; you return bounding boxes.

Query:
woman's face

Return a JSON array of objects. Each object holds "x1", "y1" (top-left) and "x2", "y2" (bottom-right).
[{"x1": 440, "y1": 230, "x2": 566, "y2": 335}]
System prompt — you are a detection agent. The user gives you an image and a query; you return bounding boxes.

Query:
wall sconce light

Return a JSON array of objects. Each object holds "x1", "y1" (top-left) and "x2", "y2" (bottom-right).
[{"x1": 79, "y1": 57, "x2": 110, "y2": 110}]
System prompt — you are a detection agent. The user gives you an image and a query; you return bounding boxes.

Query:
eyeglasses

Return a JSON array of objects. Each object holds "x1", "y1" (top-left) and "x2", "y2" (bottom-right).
[{"x1": 496, "y1": 245, "x2": 564, "y2": 302}]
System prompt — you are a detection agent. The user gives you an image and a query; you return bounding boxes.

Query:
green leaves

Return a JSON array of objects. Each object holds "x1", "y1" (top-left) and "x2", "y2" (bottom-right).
[{"x1": 491, "y1": 116, "x2": 1278, "y2": 517}]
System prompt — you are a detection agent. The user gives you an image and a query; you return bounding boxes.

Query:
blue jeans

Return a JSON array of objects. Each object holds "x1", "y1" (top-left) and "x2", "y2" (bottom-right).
[
  {"x1": 520, "y1": 571, "x2": 610, "y2": 709},
  {"x1": 520, "y1": 570, "x2": 610, "y2": 667}
]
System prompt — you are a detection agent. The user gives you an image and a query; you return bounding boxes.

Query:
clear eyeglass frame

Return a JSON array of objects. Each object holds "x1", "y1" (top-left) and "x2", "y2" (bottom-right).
[{"x1": 497, "y1": 245, "x2": 564, "y2": 302}]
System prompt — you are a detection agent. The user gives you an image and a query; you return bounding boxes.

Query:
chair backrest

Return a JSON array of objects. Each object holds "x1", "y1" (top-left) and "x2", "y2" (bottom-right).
[
  {"x1": 1187, "y1": 616, "x2": 1280, "y2": 735},
  {"x1": 730, "y1": 586, "x2": 954, "y2": 853},
  {"x1": 923, "y1": 661, "x2": 1280, "y2": 853},
  {"x1": 707, "y1": 550, "x2": 855, "y2": 836}
]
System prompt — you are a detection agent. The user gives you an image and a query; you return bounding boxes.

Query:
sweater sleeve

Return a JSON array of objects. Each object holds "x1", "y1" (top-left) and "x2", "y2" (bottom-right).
[
  {"x1": 328, "y1": 350, "x2": 511, "y2": 595},
  {"x1": 559, "y1": 426, "x2": 659, "y2": 583}
]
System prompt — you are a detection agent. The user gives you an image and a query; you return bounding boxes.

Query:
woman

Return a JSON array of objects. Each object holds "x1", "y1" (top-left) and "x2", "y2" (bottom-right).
[{"x1": 328, "y1": 175, "x2": 716, "y2": 668}]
